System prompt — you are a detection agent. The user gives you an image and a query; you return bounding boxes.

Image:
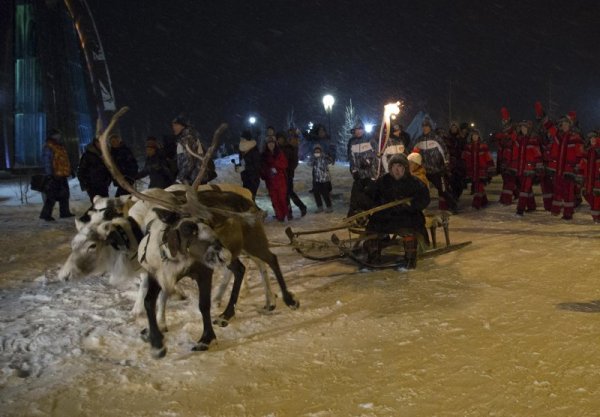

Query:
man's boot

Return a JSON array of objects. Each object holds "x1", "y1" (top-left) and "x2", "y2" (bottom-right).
[{"x1": 403, "y1": 235, "x2": 418, "y2": 269}]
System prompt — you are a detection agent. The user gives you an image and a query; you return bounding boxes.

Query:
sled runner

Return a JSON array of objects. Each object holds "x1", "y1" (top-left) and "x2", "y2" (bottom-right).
[{"x1": 285, "y1": 201, "x2": 472, "y2": 269}]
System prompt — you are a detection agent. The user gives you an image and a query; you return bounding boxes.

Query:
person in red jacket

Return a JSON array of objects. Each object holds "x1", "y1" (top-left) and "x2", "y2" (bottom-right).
[
  {"x1": 462, "y1": 130, "x2": 495, "y2": 209},
  {"x1": 494, "y1": 107, "x2": 518, "y2": 205},
  {"x1": 547, "y1": 116, "x2": 585, "y2": 220},
  {"x1": 580, "y1": 131, "x2": 600, "y2": 223},
  {"x1": 510, "y1": 121, "x2": 544, "y2": 216},
  {"x1": 260, "y1": 135, "x2": 289, "y2": 222},
  {"x1": 533, "y1": 101, "x2": 555, "y2": 211}
]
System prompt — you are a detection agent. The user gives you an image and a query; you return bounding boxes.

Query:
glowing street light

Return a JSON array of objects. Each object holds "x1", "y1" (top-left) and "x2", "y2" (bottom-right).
[
  {"x1": 470, "y1": 122, "x2": 475, "y2": 128},
  {"x1": 322, "y1": 94, "x2": 335, "y2": 135},
  {"x1": 248, "y1": 116, "x2": 256, "y2": 125},
  {"x1": 365, "y1": 123, "x2": 374, "y2": 133}
]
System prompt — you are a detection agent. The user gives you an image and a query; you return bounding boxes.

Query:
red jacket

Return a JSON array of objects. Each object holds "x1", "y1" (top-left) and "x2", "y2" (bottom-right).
[
  {"x1": 580, "y1": 141, "x2": 600, "y2": 196},
  {"x1": 494, "y1": 128, "x2": 517, "y2": 173},
  {"x1": 462, "y1": 141, "x2": 495, "y2": 181},
  {"x1": 260, "y1": 148, "x2": 288, "y2": 190},
  {"x1": 509, "y1": 134, "x2": 543, "y2": 177},
  {"x1": 547, "y1": 131, "x2": 584, "y2": 179}
]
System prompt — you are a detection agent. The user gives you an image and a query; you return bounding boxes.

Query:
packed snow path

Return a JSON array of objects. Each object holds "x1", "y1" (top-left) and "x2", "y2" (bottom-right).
[{"x1": 1, "y1": 161, "x2": 599, "y2": 416}]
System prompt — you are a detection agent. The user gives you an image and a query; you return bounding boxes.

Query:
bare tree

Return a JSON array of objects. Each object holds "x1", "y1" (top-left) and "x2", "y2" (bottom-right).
[{"x1": 336, "y1": 99, "x2": 357, "y2": 162}]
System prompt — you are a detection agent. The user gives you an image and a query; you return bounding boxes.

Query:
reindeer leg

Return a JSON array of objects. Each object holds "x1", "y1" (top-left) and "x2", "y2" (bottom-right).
[
  {"x1": 191, "y1": 265, "x2": 216, "y2": 351},
  {"x1": 131, "y1": 272, "x2": 148, "y2": 317},
  {"x1": 214, "y1": 259, "x2": 245, "y2": 327},
  {"x1": 141, "y1": 275, "x2": 166, "y2": 358},
  {"x1": 254, "y1": 258, "x2": 276, "y2": 312},
  {"x1": 262, "y1": 252, "x2": 299, "y2": 310},
  {"x1": 157, "y1": 289, "x2": 169, "y2": 333},
  {"x1": 213, "y1": 267, "x2": 233, "y2": 307}
]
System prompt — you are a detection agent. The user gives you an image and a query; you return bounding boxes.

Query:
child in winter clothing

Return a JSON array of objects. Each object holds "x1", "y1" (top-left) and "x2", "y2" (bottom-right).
[
  {"x1": 136, "y1": 137, "x2": 175, "y2": 189},
  {"x1": 407, "y1": 151, "x2": 429, "y2": 189},
  {"x1": 462, "y1": 130, "x2": 495, "y2": 209},
  {"x1": 260, "y1": 136, "x2": 288, "y2": 221},
  {"x1": 308, "y1": 144, "x2": 334, "y2": 213}
]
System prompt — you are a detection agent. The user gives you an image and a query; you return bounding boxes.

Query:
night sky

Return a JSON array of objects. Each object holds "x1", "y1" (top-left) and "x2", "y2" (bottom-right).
[{"x1": 88, "y1": 0, "x2": 600, "y2": 145}]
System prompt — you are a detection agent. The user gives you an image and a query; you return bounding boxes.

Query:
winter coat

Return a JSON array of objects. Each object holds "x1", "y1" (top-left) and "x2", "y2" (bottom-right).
[
  {"x1": 137, "y1": 150, "x2": 175, "y2": 189},
  {"x1": 493, "y1": 128, "x2": 517, "y2": 174},
  {"x1": 381, "y1": 134, "x2": 410, "y2": 173},
  {"x1": 547, "y1": 130, "x2": 584, "y2": 180},
  {"x1": 280, "y1": 143, "x2": 300, "y2": 179},
  {"x1": 42, "y1": 139, "x2": 71, "y2": 200},
  {"x1": 363, "y1": 171, "x2": 431, "y2": 235},
  {"x1": 508, "y1": 134, "x2": 543, "y2": 177},
  {"x1": 580, "y1": 142, "x2": 600, "y2": 197},
  {"x1": 462, "y1": 141, "x2": 495, "y2": 181},
  {"x1": 412, "y1": 131, "x2": 449, "y2": 175},
  {"x1": 175, "y1": 126, "x2": 216, "y2": 184},
  {"x1": 308, "y1": 154, "x2": 333, "y2": 183},
  {"x1": 43, "y1": 139, "x2": 71, "y2": 178},
  {"x1": 260, "y1": 147, "x2": 288, "y2": 190},
  {"x1": 410, "y1": 165, "x2": 429, "y2": 188},
  {"x1": 347, "y1": 134, "x2": 377, "y2": 180},
  {"x1": 77, "y1": 142, "x2": 112, "y2": 192},
  {"x1": 238, "y1": 139, "x2": 261, "y2": 187},
  {"x1": 110, "y1": 145, "x2": 138, "y2": 184},
  {"x1": 443, "y1": 132, "x2": 466, "y2": 175}
]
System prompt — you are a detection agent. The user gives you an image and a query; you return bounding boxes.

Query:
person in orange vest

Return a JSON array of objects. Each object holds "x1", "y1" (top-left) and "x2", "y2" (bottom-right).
[
  {"x1": 40, "y1": 129, "x2": 74, "y2": 221},
  {"x1": 462, "y1": 130, "x2": 495, "y2": 209},
  {"x1": 510, "y1": 121, "x2": 543, "y2": 216},
  {"x1": 547, "y1": 116, "x2": 585, "y2": 220},
  {"x1": 579, "y1": 131, "x2": 600, "y2": 223}
]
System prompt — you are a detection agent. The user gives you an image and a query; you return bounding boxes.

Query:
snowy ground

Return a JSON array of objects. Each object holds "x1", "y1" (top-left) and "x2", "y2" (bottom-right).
[{"x1": 1, "y1": 158, "x2": 600, "y2": 417}]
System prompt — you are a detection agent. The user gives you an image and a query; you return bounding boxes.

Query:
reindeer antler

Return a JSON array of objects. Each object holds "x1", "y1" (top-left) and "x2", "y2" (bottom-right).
[
  {"x1": 191, "y1": 123, "x2": 227, "y2": 190},
  {"x1": 98, "y1": 107, "x2": 189, "y2": 214}
]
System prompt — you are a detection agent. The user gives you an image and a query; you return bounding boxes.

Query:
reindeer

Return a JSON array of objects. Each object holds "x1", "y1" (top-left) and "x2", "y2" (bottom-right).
[
  {"x1": 62, "y1": 184, "x2": 277, "y2": 321},
  {"x1": 96, "y1": 107, "x2": 299, "y2": 357}
]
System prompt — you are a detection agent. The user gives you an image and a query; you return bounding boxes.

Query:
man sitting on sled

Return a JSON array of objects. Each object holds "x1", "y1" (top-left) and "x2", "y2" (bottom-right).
[{"x1": 360, "y1": 153, "x2": 431, "y2": 269}]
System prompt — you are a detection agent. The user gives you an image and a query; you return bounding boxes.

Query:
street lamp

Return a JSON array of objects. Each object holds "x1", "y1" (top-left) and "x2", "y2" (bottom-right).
[
  {"x1": 322, "y1": 94, "x2": 335, "y2": 135},
  {"x1": 248, "y1": 116, "x2": 256, "y2": 125}
]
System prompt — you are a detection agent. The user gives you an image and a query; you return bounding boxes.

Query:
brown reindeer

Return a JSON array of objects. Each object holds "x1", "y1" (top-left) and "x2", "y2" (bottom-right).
[{"x1": 98, "y1": 108, "x2": 299, "y2": 357}]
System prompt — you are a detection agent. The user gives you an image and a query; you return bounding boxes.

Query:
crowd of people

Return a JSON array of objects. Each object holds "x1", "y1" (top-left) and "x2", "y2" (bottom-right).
[{"x1": 38, "y1": 105, "x2": 600, "y2": 232}]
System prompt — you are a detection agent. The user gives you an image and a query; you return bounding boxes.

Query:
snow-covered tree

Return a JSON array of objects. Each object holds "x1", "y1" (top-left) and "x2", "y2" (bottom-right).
[{"x1": 336, "y1": 99, "x2": 357, "y2": 162}]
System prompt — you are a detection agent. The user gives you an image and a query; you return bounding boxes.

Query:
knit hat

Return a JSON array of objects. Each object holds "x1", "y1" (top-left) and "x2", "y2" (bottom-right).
[
  {"x1": 47, "y1": 128, "x2": 61, "y2": 140},
  {"x1": 388, "y1": 153, "x2": 409, "y2": 169},
  {"x1": 313, "y1": 144, "x2": 322, "y2": 152},
  {"x1": 171, "y1": 114, "x2": 188, "y2": 127},
  {"x1": 558, "y1": 115, "x2": 573, "y2": 126},
  {"x1": 392, "y1": 124, "x2": 401, "y2": 131},
  {"x1": 240, "y1": 130, "x2": 253, "y2": 141},
  {"x1": 353, "y1": 119, "x2": 365, "y2": 130},
  {"x1": 407, "y1": 152, "x2": 422, "y2": 166},
  {"x1": 421, "y1": 117, "x2": 433, "y2": 128}
]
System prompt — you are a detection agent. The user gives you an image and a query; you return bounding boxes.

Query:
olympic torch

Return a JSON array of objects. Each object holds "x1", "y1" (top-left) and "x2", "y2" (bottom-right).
[{"x1": 377, "y1": 101, "x2": 402, "y2": 178}]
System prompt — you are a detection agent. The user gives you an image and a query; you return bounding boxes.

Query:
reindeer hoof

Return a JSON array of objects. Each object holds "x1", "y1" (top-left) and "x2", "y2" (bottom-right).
[
  {"x1": 284, "y1": 293, "x2": 300, "y2": 310},
  {"x1": 152, "y1": 346, "x2": 167, "y2": 359},
  {"x1": 213, "y1": 316, "x2": 230, "y2": 327},
  {"x1": 191, "y1": 342, "x2": 210, "y2": 351}
]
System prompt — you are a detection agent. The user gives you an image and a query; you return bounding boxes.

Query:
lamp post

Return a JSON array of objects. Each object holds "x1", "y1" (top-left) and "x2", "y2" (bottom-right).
[
  {"x1": 248, "y1": 116, "x2": 257, "y2": 138},
  {"x1": 322, "y1": 94, "x2": 335, "y2": 136}
]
